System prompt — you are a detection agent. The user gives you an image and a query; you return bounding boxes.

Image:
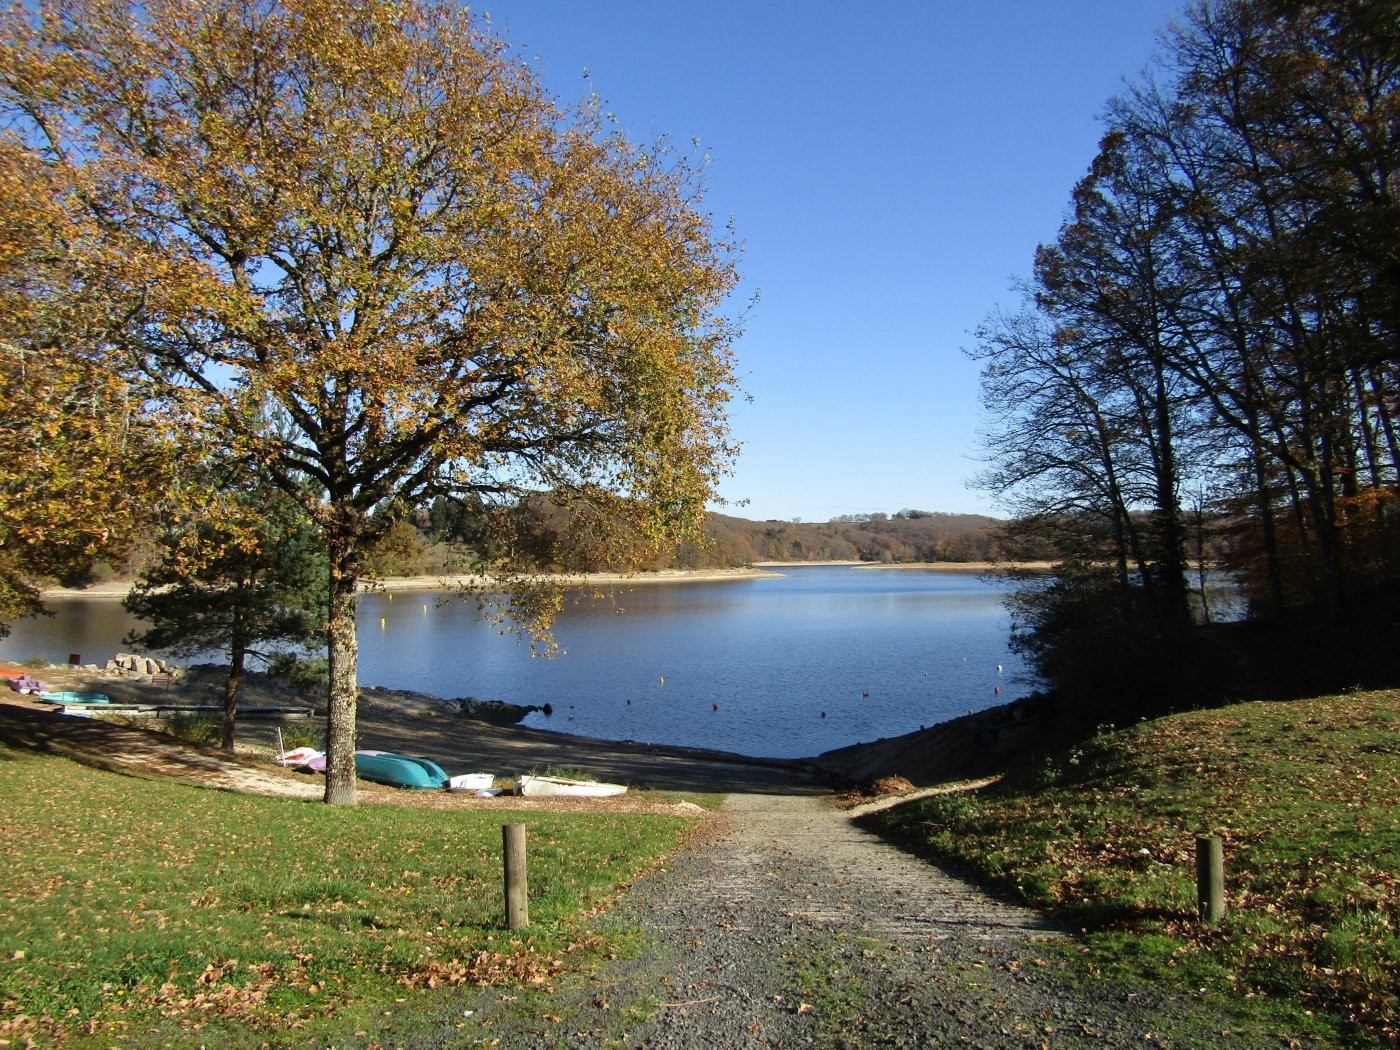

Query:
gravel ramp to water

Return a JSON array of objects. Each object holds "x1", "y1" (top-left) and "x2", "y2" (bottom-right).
[{"x1": 429, "y1": 792, "x2": 1256, "y2": 1049}]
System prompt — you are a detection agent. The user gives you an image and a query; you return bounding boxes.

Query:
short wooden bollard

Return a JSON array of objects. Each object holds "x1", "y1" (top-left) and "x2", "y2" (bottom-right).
[
  {"x1": 503, "y1": 823, "x2": 529, "y2": 929},
  {"x1": 1196, "y1": 834, "x2": 1225, "y2": 923}
]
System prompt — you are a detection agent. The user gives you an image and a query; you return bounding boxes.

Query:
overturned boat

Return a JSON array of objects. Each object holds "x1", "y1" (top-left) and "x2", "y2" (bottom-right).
[
  {"x1": 517, "y1": 774, "x2": 627, "y2": 798},
  {"x1": 354, "y1": 751, "x2": 449, "y2": 789},
  {"x1": 37, "y1": 691, "x2": 110, "y2": 705}
]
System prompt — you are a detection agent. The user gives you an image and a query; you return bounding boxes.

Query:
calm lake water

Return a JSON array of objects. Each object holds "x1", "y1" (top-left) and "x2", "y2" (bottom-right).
[{"x1": 1, "y1": 565, "x2": 1028, "y2": 759}]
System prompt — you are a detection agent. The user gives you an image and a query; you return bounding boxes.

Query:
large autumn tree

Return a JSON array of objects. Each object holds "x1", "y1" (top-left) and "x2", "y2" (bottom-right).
[
  {"x1": 0, "y1": 140, "x2": 170, "y2": 630},
  {"x1": 0, "y1": 0, "x2": 740, "y2": 804}
]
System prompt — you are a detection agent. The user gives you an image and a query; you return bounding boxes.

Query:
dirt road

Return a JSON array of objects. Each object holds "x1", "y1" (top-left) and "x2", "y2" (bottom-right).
[{"x1": 434, "y1": 792, "x2": 1241, "y2": 1049}]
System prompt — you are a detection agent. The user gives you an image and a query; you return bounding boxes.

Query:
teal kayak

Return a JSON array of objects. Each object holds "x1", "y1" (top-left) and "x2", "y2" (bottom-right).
[
  {"x1": 353, "y1": 751, "x2": 449, "y2": 789},
  {"x1": 38, "y1": 691, "x2": 111, "y2": 705}
]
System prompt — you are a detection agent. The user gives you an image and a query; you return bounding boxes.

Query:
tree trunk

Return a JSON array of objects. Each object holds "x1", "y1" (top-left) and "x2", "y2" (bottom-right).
[
  {"x1": 1149, "y1": 351, "x2": 1190, "y2": 626},
  {"x1": 222, "y1": 643, "x2": 244, "y2": 753},
  {"x1": 323, "y1": 547, "x2": 360, "y2": 806}
]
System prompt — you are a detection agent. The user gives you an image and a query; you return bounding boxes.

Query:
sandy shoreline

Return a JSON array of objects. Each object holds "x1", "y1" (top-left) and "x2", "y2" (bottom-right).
[
  {"x1": 41, "y1": 566, "x2": 785, "y2": 601},
  {"x1": 361, "y1": 566, "x2": 785, "y2": 593},
  {"x1": 858, "y1": 561, "x2": 1055, "y2": 573},
  {"x1": 755, "y1": 560, "x2": 1053, "y2": 573},
  {"x1": 2, "y1": 662, "x2": 834, "y2": 794},
  {"x1": 2, "y1": 657, "x2": 1049, "y2": 795},
  {"x1": 39, "y1": 561, "x2": 1049, "y2": 601}
]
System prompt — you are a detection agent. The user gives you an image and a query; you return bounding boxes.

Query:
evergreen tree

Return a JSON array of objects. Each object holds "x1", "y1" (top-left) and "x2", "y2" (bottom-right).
[{"x1": 125, "y1": 483, "x2": 327, "y2": 752}]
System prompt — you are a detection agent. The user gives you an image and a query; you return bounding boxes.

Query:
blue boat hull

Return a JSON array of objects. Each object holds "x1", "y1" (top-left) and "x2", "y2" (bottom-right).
[
  {"x1": 353, "y1": 751, "x2": 448, "y2": 789},
  {"x1": 38, "y1": 691, "x2": 110, "y2": 705}
]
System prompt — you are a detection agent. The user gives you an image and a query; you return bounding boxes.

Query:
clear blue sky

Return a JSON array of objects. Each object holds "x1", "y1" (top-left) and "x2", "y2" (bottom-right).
[{"x1": 476, "y1": 1, "x2": 1184, "y2": 522}]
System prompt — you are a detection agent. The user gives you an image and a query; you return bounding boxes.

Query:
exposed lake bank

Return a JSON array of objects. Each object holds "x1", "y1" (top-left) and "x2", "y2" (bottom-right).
[{"x1": 8, "y1": 659, "x2": 1052, "y2": 792}]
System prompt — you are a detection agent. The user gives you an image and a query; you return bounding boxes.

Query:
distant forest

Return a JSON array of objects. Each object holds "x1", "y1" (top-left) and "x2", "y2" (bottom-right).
[
  {"x1": 361, "y1": 503, "x2": 1004, "y2": 577},
  {"x1": 702, "y1": 511, "x2": 1002, "y2": 566}
]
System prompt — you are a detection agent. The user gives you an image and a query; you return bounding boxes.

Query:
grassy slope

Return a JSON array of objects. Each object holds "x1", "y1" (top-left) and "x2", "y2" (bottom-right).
[
  {"x1": 864, "y1": 688, "x2": 1400, "y2": 1046},
  {"x1": 0, "y1": 750, "x2": 699, "y2": 1047}
]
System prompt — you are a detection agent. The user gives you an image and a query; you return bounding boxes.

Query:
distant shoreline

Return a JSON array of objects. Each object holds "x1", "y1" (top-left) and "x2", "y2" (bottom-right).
[
  {"x1": 41, "y1": 561, "x2": 1046, "y2": 602},
  {"x1": 361, "y1": 566, "x2": 784, "y2": 593},
  {"x1": 757, "y1": 560, "x2": 1052, "y2": 573},
  {"x1": 854, "y1": 561, "x2": 1054, "y2": 573},
  {"x1": 41, "y1": 566, "x2": 784, "y2": 601}
]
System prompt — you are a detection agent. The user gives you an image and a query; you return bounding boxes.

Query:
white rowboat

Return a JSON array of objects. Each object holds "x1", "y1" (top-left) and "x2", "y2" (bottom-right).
[
  {"x1": 517, "y1": 774, "x2": 627, "y2": 798},
  {"x1": 447, "y1": 773, "x2": 495, "y2": 793}
]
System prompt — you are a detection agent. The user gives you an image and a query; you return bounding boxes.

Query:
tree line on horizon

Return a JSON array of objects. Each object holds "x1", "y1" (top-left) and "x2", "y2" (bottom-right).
[
  {"x1": 354, "y1": 501, "x2": 1006, "y2": 575},
  {"x1": 974, "y1": 0, "x2": 1400, "y2": 719}
]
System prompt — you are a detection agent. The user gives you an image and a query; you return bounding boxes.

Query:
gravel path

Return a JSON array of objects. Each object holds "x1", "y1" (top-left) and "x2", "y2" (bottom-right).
[{"x1": 453, "y1": 792, "x2": 1231, "y2": 1049}]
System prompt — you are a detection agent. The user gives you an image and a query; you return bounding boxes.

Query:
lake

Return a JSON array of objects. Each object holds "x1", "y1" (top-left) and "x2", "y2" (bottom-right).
[{"x1": 1, "y1": 565, "x2": 1028, "y2": 759}]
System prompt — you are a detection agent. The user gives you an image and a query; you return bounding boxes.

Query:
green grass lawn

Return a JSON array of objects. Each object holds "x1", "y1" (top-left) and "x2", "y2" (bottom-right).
[
  {"x1": 0, "y1": 748, "x2": 699, "y2": 1047},
  {"x1": 864, "y1": 689, "x2": 1400, "y2": 1047}
]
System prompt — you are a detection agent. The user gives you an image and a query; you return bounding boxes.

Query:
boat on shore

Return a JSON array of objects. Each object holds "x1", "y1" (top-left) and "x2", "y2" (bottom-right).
[
  {"x1": 354, "y1": 751, "x2": 449, "y2": 789},
  {"x1": 447, "y1": 772, "x2": 495, "y2": 792},
  {"x1": 37, "y1": 690, "x2": 110, "y2": 705},
  {"x1": 517, "y1": 773, "x2": 627, "y2": 798},
  {"x1": 274, "y1": 746, "x2": 323, "y2": 767}
]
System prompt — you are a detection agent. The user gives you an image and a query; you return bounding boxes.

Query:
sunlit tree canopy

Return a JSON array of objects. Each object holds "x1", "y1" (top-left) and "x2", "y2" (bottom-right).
[{"x1": 0, "y1": 0, "x2": 742, "y2": 802}]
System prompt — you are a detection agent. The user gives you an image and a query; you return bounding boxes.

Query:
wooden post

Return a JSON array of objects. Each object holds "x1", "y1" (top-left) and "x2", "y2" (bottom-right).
[
  {"x1": 1196, "y1": 834, "x2": 1225, "y2": 923},
  {"x1": 503, "y1": 823, "x2": 529, "y2": 929}
]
